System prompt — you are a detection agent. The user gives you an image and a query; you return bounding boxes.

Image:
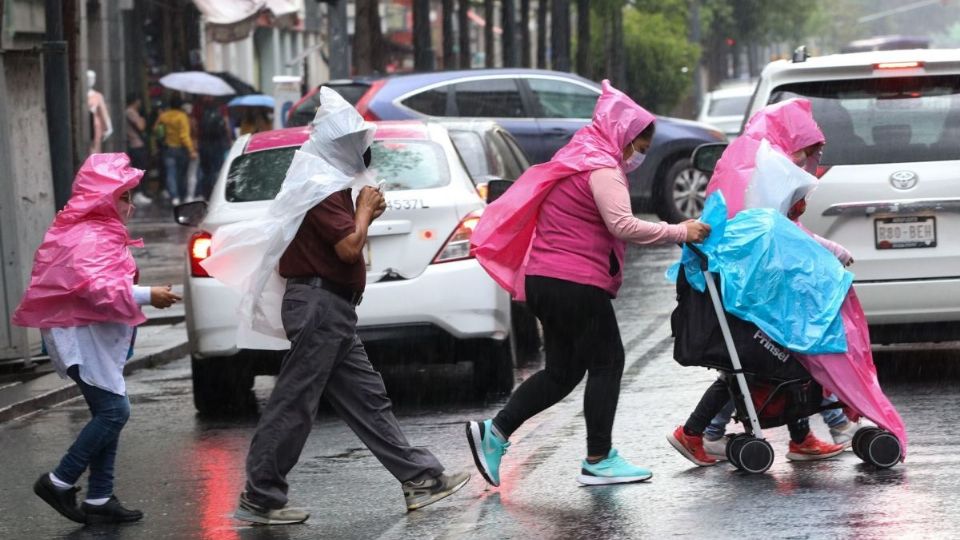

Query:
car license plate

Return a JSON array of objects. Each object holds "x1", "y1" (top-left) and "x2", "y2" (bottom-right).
[{"x1": 874, "y1": 216, "x2": 936, "y2": 250}]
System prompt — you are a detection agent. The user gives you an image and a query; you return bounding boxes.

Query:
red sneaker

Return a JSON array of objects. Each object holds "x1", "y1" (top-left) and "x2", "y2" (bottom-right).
[
  {"x1": 786, "y1": 433, "x2": 845, "y2": 461},
  {"x1": 667, "y1": 426, "x2": 717, "y2": 466}
]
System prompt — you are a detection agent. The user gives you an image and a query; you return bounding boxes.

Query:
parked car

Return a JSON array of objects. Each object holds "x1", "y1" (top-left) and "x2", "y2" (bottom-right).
[
  {"x1": 694, "y1": 48, "x2": 960, "y2": 344},
  {"x1": 436, "y1": 119, "x2": 542, "y2": 356},
  {"x1": 287, "y1": 69, "x2": 727, "y2": 222},
  {"x1": 697, "y1": 82, "x2": 755, "y2": 138},
  {"x1": 175, "y1": 120, "x2": 520, "y2": 414}
]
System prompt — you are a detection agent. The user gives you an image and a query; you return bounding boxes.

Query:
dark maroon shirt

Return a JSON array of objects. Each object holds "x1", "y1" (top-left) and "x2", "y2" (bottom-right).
[{"x1": 279, "y1": 189, "x2": 365, "y2": 292}]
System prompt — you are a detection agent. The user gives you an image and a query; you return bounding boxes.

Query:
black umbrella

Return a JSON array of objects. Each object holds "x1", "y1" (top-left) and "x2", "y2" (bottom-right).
[{"x1": 211, "y1": 72, "x2": 258, "y2": 96}]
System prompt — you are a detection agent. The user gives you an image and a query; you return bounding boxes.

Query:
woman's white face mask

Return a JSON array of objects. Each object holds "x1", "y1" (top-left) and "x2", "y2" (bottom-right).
[{"x1": 622, "y1": 141, "x2": 647, "y2": 173}]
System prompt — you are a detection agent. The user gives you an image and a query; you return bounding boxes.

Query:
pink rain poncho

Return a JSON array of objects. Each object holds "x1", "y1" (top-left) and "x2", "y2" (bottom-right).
[
  {"x1": 706, "y1": 99, "x2": 907, "y2": 456},
  {"x1": 12, "y1": 153, "x2": 146, "y2": 329},
  {"x1": 706, "y1": 98, "x2": 825, "y2": 218},
  {"x1": 471, "y1": 80, "x2": 655, "y2": 300}
]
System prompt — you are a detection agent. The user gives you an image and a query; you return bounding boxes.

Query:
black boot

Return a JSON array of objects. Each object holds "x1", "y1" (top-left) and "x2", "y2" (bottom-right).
[
  {"x1": 82, "y1": 496, "x2": 144, "y2": 524},
  {"x1": 33, "y1": 473, "x2": 86, "y2": 524}
]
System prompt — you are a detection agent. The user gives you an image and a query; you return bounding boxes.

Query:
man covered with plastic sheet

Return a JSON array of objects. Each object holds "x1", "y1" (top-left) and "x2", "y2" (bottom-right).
[
  {"x1": 202, "y1": 88, "x2": 469, "y2": 525},
  {"x1": 667, "y1": 98, "x2": 906, "y2": 467}
]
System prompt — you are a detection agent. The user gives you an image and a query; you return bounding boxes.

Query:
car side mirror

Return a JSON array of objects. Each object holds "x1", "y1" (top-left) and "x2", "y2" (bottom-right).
[
  {"x1": 486, "y1": 179, "x2": 514, "y2": 204},
  {"x1": 691, "y1": 143, "x2": 728, "y2": 174},
  {"x1": 174, "y1": 201, "x2": 208, "y2": 227}
]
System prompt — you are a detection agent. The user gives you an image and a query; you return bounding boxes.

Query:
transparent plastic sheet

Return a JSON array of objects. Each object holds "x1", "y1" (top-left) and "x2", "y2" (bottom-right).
[
  {"x1": 200, "y1": 87, "x2": 377, "y2": 349},
  {"x1": 472, "y1": 80, "x2": 655, "y2": 301},
  {"x1": 13, "y1": 153, "x2": 146, "y2": 328},
  {"x1": 743, "y1": 139, "x2": 818, "y2": 215}
]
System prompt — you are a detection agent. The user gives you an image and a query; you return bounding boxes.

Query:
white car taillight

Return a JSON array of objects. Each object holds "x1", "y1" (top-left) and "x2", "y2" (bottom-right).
[
  {"x1": 433, "y1": 210, "x2": 482, "y2": 264},
  {"x1": 190, "y1": 231, "x2": 213, "y2": 277}
]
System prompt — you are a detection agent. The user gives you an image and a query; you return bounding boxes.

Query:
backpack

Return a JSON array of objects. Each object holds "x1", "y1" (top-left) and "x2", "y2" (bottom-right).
[{"x1": 200, "y1": 108, "x2": 226, "y2": 141}]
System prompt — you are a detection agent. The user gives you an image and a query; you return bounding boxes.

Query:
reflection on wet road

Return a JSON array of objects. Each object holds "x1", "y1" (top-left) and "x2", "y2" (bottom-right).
[{"x1": 1, "y1": 243, "x2": 957, "y2": 539}]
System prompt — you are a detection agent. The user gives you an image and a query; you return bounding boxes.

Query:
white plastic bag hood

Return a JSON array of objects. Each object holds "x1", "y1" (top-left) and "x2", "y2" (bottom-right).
[
  {"x1": 743, "y1": 138, "x2": 818, "y2": 217},
  {"x1": 201, "y1": 87, "x2": 377, "y2": 349}
]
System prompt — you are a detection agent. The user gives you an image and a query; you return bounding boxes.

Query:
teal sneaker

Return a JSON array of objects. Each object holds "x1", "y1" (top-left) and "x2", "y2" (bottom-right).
[
  {"x1": 466, "y1": 419, "x2": 510, "y2": 487},
  {"x1": 577, "y1": 449, "x2": 653, "y2": 486}
]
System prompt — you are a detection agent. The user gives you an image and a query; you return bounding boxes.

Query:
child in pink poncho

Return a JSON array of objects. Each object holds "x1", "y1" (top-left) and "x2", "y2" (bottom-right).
[{"x1": 12, "y1": 154, "x2": 180, "y2": 524}]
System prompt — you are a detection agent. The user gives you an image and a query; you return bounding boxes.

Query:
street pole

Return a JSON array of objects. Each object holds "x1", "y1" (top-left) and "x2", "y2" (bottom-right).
[
  {"x1": 413, "y1": 0, "x2": 436, "y2": 71},
  {"x1": 328, "y1": 0, "x2": 349, "y2": 79},
  {"x1": 442, "y1": 0, "x2": 455, "y2": 68},
  {"x1": 43, "y1": 0, "x2": 73, "y2": 210},
  {"x1": 689, "y1": 0, "x2": 703, "y2": 112},
  {"x1": 458, "y1": 0, "x2": 471, "y2": 68},
  {"x1": 502, "y1": 0, "x2": 518, "y2": 67},
  {"x1": 550, "y1": 0, "x2": 570, "y2": 72}
]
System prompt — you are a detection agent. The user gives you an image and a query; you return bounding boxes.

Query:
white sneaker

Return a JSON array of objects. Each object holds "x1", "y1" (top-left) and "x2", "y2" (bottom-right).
[
  {"x1": 829, "y1": 421, "x2": 861, "y2": 448},
  {"x1": 171, "y1": 197, "x2": 182, "y2": 206},
  {"x1": 702, "y1": 435, "x2": 732, "y2": 461},
  {"x1": 133, "y1": 193, "x2": 152, "y2": 206}
]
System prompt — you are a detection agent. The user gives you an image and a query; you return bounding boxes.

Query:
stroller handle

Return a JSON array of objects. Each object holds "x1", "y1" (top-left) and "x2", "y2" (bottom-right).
[{"x1": 683, "y1": 242, "x2": 709, "y2": 271}]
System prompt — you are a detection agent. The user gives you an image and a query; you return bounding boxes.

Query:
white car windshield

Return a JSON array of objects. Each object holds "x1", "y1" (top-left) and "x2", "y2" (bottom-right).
[
  {"x1": 225, "y1": 140, "x2": 451, "y2": 202},
  {"x1": 770, "y1": 74, "x2": 960, "y2": 165}
]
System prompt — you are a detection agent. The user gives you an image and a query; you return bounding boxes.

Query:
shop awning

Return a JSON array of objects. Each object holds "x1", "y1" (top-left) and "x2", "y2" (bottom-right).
[{"x1": 193, "y1": 0, "x2": 302, "y2": 43}]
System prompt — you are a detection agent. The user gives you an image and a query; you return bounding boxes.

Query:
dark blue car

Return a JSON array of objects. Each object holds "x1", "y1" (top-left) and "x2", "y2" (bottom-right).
[{"x1": 287, "y1": 69, "x2": 726, "y2": 222}]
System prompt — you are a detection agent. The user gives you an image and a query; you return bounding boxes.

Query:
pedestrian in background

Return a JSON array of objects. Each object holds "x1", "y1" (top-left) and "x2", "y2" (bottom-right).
[
  {"x1": 197, "y1": 96, "x2": 232, "y2": 200},
  {"x1": 467, "y1": 81, "x2": 711, "y2": 488},
  {"x1": 12, "y1": 154, "x2": 181, "y2": 524},
  {"x1": 201, "y1": 88, "x2": 469, "y2": 526},
  {"x1": 124, "y1": 93, "x2": 153, "y2": 206},
  {"x1": 154, "y1": 95, "x2": 196, "y2": 205}
]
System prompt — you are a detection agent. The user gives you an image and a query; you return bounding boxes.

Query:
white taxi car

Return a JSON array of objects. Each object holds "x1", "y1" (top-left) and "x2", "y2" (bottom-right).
[
  {"x1": 746, "y1": 48, "x2": 960, "y2": 343},
  {"x1": 176, "y1": 121, "x2": 515, "y2": 413}
]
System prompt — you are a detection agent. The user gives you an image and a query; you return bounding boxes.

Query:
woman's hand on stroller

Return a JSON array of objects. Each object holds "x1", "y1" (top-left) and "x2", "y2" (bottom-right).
[{"x1": 682, "y1": 220, "x2": 711, "y2": 243}]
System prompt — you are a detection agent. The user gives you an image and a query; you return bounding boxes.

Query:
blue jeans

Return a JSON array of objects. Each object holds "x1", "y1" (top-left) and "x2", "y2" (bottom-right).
[
  {"x1": 53, "y1": 366, "x2": 130, "y2": 499},
  {"x1": 163, "y1": 146, "x2": 189, "y2": 200},
  {"x1": 704, "y1": 391, "x2": 847, "y2": 440}
]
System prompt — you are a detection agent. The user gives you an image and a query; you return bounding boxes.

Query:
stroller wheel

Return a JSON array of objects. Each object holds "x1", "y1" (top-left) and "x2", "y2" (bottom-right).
[
  {"x1": 738, "y1": 438, "x2": 775, "y2": 474},
  {"x1": 727, "y1": 434, "x2": 751, "y2": 470},
  {"x1": 863, "y1": 430, "x2": 901, "y2": 469},
  {"x1": 853, "y1": 427, "x2": 882, "y2": 461}
]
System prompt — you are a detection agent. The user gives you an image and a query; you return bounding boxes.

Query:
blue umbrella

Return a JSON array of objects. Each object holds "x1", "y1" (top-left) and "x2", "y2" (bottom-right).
[{"x1": 227, "y1": 94, "x2": 275, "y2": 108}]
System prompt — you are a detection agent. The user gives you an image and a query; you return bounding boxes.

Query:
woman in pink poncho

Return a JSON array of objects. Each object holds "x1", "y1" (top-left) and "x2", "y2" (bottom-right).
[
  {"x1": 12, "y1": 154, "x2": 180, "y2": 524},
  {"x1": 465, "y1": 81, "x2": 710, "y2": 488}
]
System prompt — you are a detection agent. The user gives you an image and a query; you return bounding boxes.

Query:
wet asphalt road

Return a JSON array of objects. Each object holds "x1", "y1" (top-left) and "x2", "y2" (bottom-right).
[{"x1": 2, "y1": 236, "x2": 959, "y2": 539}]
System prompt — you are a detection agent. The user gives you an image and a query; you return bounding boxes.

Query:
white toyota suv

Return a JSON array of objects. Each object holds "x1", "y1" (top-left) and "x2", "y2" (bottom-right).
[
  {"x1": 730, "y1": 48, "x2": 960, "y2": 344},
  {"x1": 176, "y1": 121, "x2": 519, "y2": 413}
]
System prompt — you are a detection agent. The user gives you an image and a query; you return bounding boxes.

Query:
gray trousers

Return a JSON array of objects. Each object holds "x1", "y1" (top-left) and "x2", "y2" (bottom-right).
[{"x1": 244, "y1": 282, "x2": 444, "y2": 509}]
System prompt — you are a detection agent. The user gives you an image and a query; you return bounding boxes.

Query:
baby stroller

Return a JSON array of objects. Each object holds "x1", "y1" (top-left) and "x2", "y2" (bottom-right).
[{"x1": 671, "y1": 244, "x2": 902, "y2": 474}]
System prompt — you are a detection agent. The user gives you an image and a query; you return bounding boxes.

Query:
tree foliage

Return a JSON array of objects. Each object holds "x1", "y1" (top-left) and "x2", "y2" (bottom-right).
[{"x1": 589, "y1": 2, "x2": 698, "y2": 113}]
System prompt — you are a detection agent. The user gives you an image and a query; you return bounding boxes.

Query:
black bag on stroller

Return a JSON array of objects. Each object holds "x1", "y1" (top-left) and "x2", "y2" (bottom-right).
[{"x1": 670, "y1": 269, "x2": 834, "y2": 472}]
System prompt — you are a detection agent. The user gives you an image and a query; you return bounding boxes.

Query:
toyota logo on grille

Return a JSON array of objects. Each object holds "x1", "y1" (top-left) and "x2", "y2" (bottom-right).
[{"x1": 890, "y1": 170, "x2": 918, "y2": 190}]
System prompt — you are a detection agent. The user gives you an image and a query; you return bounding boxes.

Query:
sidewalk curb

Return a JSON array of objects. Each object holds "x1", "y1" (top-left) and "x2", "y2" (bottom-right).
[{"x1": 0, "y1": 340, "x2": 190, "y2": 424}]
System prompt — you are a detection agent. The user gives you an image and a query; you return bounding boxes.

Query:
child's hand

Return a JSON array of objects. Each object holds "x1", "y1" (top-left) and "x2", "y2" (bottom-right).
[{"x1": 150, "y1": 285, "x2": 182, "y2": 309}]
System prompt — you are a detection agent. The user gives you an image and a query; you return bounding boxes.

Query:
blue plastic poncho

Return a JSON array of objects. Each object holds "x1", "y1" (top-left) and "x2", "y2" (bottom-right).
[{"x1": 668, "y1": 192, "x2": 851, "y2": 354}]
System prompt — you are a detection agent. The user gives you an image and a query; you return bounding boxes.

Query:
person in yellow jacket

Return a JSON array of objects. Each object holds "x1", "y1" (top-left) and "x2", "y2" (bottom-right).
[{"x1": 154, "y1": 95, "x2": 197, "y2": 205}]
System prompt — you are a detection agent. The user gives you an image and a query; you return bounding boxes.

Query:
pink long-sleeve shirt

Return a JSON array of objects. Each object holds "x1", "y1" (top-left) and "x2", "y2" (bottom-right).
[{"x1": 588, "y1": 168, "x2": 688, "y2": 244}]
